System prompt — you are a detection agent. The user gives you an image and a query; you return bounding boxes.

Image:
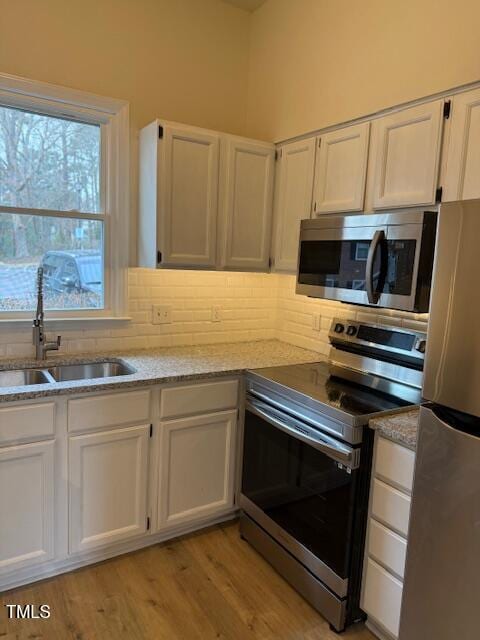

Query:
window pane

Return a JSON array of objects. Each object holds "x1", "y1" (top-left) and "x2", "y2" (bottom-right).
[
  {"x1": 0, "y1": 213, "x2": 103, "y2": 311},
  {"x1": 0, "y1": 105, "x2": 101, "y2": 213}
]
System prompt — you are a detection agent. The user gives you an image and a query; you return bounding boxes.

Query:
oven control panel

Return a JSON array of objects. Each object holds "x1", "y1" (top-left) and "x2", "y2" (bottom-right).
[{"x1": 329, "y1": 318, "x2": 427, "y2": 361}]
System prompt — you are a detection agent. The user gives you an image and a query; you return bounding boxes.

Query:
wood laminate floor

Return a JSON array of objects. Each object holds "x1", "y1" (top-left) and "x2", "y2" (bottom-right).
[{"x1": 0, "y1": 521, "x2": 375, "y2": 640}]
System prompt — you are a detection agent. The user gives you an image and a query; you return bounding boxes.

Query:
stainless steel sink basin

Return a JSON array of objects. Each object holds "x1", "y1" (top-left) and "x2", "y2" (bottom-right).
[
  {"x1": 0, "y1": 360, "x2": 135, "y2": 388},
  {"x1": 0, "y1": 369, "x2": 52, "y2": 387},
  {"x1": 48, "y1": 361, "x2": 135, "y2": 382}
]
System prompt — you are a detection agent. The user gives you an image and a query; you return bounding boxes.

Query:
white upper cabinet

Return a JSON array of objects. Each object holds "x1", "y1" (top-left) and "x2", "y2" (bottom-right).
[
  {"x1": 313, "y1": 122, "x2": 370, "y2": 214},
  {"x1": 443, "y1": 89, "x2": 480, "y2": 201},
  {"x1": 219, "y1": 136, "x2": 275, "y2": 271},
  {"x1": 273, "y1": 137, "x2": 316, "y2": 272},
  {"x1": 160, "y1": 123, "x2": 219, "y2": 268},
  {"x1": 370, "y1": 100, "x2": 444, "y2": 209},
  {"x1": 139, "y1": 121, "x2": 220, "y2": 269}
]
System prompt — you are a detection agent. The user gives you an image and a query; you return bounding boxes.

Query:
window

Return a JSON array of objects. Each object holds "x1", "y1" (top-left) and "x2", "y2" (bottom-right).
[{"x1": 0, "y1": 73, "x2": 129, "y2": 320}]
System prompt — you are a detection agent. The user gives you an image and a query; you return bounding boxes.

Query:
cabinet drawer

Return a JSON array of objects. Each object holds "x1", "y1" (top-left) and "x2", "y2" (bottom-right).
[
  {"x1": 371, "y1": 478, "x2": 411, "y2": 537},
  {"x1": 376, "y1": 436, "x2": 415, "y2": 493},
  {"x1": 160, "y1": 379, "x2": 238, "y2": 419},
  {"x1": 368, "y1": 518, "x2": 407, "y2": 579},
  {"x1": 68, "y1": 390, "x2": 151, "y2": 433},
  {"x1": 362, "y1": 558, "x2": 403, "y2": 638},
  {"x1": 0, "y1": 402, "x2": 55, "y2": 446}
]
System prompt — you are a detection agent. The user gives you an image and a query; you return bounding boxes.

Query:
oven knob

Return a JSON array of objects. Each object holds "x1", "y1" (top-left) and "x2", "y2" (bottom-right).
[
  {"x1": 346, "y1": 325, "x2": 357, "y2": 336},
  {"x1": 334, "y1": 323, "x2": 345, "y2": 334},
  {"x1": 416, "y1": 339, "x2": 427, "y2": 354}
]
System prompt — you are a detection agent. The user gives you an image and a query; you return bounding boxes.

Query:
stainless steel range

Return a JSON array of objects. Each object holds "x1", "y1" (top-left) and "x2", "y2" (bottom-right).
[{"x1": 240, "y1": 318, "x2": 425, "y2": 632}]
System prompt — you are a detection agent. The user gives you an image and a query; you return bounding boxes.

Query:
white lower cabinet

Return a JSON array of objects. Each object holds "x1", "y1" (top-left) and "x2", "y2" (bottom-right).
[
  {"x1": 157, "y1": 410, "x2": 237, "y2": 530},
  {"x1": 362, "y1": 434, "x2": 415, "y2": 640},
  {"x1": 371, "y1": 479, "x2": 411, "y2": 538},
  {"x1": 0, "y1": 380, "x2": 239, "y2": 592},
  {"x1": 363, "y1": 558, "x2": 403, "y2": 638},
  {"x1": 69, "y1": 424, "x2": 150, "y2": 553},
  {"x1": 0, "y1": 440, "x2": 55, "y2": 574},
  {"x1": 368, "y1": 519, "x2": 407, "y2": 581}
]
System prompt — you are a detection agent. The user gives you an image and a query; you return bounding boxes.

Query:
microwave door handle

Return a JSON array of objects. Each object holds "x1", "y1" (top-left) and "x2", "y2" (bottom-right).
[
  {"x1": 246, "y1": 399, "x2": 358, "y2": 469},
  {"x1": 366, "y1": 229, "x2": 385, "y2": 304}
]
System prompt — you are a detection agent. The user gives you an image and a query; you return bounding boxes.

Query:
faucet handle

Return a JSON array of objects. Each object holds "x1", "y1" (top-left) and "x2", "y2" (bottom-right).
[{"x1": 56, "y1": 336, "x2": 62, "y2": 348}]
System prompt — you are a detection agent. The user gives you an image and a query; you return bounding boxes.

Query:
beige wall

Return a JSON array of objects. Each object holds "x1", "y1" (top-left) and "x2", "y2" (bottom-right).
[
  {"x1": 0, "y1": 0, "x2": 252, "y2": 261},
  {"x1": 0, "y1": 0, "x2": 251, "y2": 135},
  {"x1": 246, "y1": 0, "x2": 480, "y2": 141}
]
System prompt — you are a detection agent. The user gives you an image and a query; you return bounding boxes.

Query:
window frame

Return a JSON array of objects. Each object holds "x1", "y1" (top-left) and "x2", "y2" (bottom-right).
[{"x1": 0, "y1": 72, "x2": 129, "y2": 322}]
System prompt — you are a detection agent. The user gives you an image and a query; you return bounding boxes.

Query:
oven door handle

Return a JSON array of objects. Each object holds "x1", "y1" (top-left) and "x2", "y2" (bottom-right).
[
  {"x1": 366, "y1": 229, "x2": 385, "y2": 304},
  {"x1": 246, "y1": 399, "x2": 360, "y2": 469}
]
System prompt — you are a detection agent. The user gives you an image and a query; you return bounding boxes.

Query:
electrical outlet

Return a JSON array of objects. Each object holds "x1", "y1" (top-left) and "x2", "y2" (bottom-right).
[
  {"x1": 152, "y1": 305, "x2": 172, "y2": 325},
  {"x1": 211, "y1": 307, "x2": 221, "y2": 322},
  {"x1": 312, "y1": 314, "x2": 321, "y2": 331}
]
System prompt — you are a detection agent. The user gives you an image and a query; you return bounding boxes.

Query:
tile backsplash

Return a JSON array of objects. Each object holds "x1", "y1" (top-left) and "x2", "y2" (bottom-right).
[
  {"x1": 276, "y1": 275, "x2": 429, "y2": 356},
  {"x1": 0, "y1": 270, "x2": 277, "y2": 359},
  {"x1": 0, "y1": 270, "x2": 428, "y2": 359}
]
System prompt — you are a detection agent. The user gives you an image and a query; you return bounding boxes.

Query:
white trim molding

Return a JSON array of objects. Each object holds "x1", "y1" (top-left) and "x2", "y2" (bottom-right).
[{"x1": 0, "y1": 72, "x2": 130, "y2": 322}]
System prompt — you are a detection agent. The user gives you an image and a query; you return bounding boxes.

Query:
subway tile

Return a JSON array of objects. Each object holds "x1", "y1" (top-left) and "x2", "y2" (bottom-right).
[
  {"x1": 147, "y1": 335, "x2": 172, "y2": 349},
  {"x1": 169, "y1": 334, "x2": 194, "y2": 347},
  {"x1": 65, "y1": 339, "x2": 97, "y2": 353},
  {"x1": 402, "y1": 318, "x2": 429, "y2": 332},
  {"x1": 6, "y1": 343, "x2": 35, "y2": 358},
  {"x1": 0, "y1": 267, "x2": 430, "y2": 359},
  {"x1": 376, "y1": 314, "x2": 404, "y2": 327}
]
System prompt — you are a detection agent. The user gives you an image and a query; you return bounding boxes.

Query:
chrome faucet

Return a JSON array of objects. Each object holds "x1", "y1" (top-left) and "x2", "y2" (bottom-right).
[{"x1": 33, "y1": 267, "x2": 61, "y2": 360}]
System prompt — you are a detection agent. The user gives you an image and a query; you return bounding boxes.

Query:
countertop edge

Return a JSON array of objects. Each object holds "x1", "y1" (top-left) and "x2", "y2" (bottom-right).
[
  {"x1": 369, "y1": 407, "x2": 420, "y2": 450},
  {"x1": 0, "y1": 368, "x2": 248, "y2": 403}
]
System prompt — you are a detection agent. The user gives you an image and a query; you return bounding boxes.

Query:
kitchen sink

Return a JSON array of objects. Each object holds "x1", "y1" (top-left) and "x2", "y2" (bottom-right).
[
  {"x1": 0, "y1": 369, "x2": 52, "y2": 387},
  {"x1": 0, "y1": 360, "x2": 136, "y2": 388},
  {"x1": 47, "y1": 361, "x2": 136, "y2": 382}
]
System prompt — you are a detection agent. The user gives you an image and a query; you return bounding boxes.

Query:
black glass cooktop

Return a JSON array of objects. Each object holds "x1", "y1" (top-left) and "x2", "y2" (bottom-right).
[{"x1": 250, "y1": 361, "x2": 412, "y2": 418}]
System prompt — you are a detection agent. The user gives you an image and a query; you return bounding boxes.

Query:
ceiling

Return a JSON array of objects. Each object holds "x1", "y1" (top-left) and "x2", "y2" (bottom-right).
[{"x1": 221, "y1": 0, "x2": 267, "y2": 12}]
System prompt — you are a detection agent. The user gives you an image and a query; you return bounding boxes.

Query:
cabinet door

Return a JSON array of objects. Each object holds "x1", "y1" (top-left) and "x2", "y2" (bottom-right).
[
  {"x1": 371, "y1": 100, "x2": 444, "y2": 208},
  {"x1": 0, "y1": 441, "x2": 55, "y2": 575},
  {"x1": 157, "y1": 410, "x2": 237, "y2": 530},
  {"x1": 313, "y1": 122, "x2": 370, "y2": 214},
  {"x1": 220, "y1": 137, "x2": 275, "y2": 271},
  {"x1": 159, "y1": 124, "x2": 220, "y2": 268},
  {"x1": 443, "y1": 89, "x2": 480, "y2": 201},
  {"x1": 273, "y1": 137, "x2": 316, "y2": 272},
  {"x1": 362, "y1": 558, "x2": 403, "y2": 638},
  {"x1": 69, "y1": 425, "x2": 149, "y2": 553}
]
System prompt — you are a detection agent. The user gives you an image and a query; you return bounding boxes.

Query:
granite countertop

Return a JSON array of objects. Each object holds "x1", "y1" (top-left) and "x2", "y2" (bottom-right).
[
  {"x1": 369, "y1": 408, "x2": 420, "y2": 450},
  {"x1": 0, "y1": 340, "x2": 321, "y2": 403}
]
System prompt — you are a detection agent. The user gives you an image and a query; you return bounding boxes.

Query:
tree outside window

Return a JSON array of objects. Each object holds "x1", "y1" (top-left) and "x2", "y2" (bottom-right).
[{"x1": 0, "y1": 105, "x2": 104, "y2": 312}]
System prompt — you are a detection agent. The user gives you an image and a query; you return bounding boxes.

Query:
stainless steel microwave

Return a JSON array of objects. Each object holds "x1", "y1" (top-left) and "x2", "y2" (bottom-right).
[{"x1": 296, "y1": 211, "x2": 437, "y2": 312}]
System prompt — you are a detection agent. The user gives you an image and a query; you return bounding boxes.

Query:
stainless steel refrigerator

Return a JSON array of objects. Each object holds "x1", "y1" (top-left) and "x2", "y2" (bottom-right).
[{"x1": 399, "y1": 199, "x2": 480, "y2": 640}]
